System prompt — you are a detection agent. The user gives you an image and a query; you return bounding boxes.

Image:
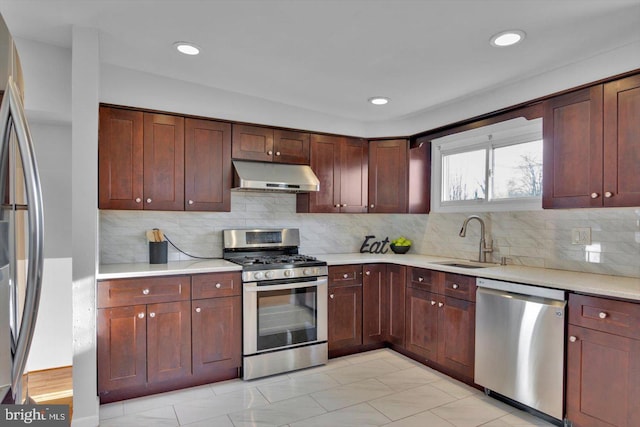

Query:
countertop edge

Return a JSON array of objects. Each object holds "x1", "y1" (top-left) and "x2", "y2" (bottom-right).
[{"x1": 97, "y1": 254, "x2": 640, "y2": 302}]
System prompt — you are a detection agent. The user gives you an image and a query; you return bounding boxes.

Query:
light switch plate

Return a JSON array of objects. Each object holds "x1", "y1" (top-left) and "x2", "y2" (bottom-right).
[{"x1": 571, "y1": 227, "x2": 591, "y2": 245}]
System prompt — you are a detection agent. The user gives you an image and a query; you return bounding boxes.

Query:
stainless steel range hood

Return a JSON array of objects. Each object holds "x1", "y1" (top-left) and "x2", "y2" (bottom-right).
[{"x1": 232, "y1": 160, "x2": 320, "y2": 192}]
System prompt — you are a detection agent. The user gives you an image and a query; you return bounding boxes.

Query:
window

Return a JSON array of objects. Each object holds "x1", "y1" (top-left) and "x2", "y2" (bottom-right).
[{"x1": 432, "y1": 117, "x2": 542, "y2": 212}]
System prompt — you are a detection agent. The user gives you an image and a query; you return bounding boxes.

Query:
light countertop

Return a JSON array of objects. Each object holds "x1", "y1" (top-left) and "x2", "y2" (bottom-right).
[{"x1": 98, "y1": 253, "x2": 640, "y2": 302}]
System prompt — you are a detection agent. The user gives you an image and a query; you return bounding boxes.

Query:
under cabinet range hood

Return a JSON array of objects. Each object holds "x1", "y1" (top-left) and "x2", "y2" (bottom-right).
[{"x1": 232, "y1": 160, "x2": 320, "y2": 192}]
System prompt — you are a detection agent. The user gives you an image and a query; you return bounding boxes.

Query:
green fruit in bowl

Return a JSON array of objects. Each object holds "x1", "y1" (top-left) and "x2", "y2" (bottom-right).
[{"x1": 391, "y1": 237, "x2": 411, "y2": 246}]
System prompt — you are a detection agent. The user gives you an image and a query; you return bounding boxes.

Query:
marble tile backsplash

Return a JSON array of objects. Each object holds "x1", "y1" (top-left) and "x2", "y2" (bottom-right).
[
  {"x1": 99, "y1": 192, "x2": 428, "y2": 263},
  {"x1": 99, "y1": 192, "x2": 640, "y2": 278},
  {"x1": 420, "y1": 208, "x2": 640, "y2": 278}
]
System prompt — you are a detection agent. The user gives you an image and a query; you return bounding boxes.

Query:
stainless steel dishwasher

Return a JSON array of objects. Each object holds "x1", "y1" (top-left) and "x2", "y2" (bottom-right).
[{"x1": 475, "y1": 278, "x2": 566, "y2": 421}]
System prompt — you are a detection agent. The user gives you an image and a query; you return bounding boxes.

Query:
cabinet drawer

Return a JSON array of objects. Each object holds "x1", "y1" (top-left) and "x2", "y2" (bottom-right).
[
  {"x1": 329, "y1": 265, "x2": 362, "y2": 287},
  {"x1": 192, "y1": 272, "x2": 242, "y2": 299},
  {"x1": 569, "y1": 293, "x2": 640, "y2": 340},
  {"x1": 98, "y1": 275, "x2": 190, "y2": 308},
  {"x1": 443, "y1": 273, "x2": 476, "y2": 302},
  {"x1": 408, "y1": 267, "x2": 439, "y2": 293}
]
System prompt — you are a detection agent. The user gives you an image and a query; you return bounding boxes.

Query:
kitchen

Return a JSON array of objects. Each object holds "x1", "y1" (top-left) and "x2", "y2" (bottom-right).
[{"x1": 0, "y1": 1, "x2": 639, "y2": 426}]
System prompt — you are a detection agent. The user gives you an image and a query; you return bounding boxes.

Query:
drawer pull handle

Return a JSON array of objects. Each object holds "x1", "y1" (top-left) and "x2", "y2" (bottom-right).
[
  {"x1": 343, "y1": 273, "x2": 348, "y2": 279},
  {"x1": 438, "y1": 302, "x2": 444, "y2": 308},
  {"x1": 137, "y1": 312, "x2": 145, "y2": 319},
  {"x1": 452, "y1": 284, "x2": 459, "y2": 289},
  {"x1": 195, "y1": 307, "x2": 201, "y2": 313},
  {"x1": 142, "y1": 289, "x2": 150, "y2": 295},
  {"x1": 216, "y1": 283, "x2": 222, "y2": 289},
  {"x1": 330, "y1": 294, "x2": 334, "y2": 299},
  {"x1": 598, "y1": 312, "x2": 607, "y2": 319},
  {"x1": 418, "y1": 277, "x2": 424, "y2": 282},
  {"x1": 365, "y1": 271, "x2": 370, "y2": 276},
  {"x1": 431, "y1": 300, "x2": 436, "y2": 306},
  {"x1": 149, "y1": 312, "x2": 155, "y2": 318},
  {"x1": 569, "y1": 336, "x2": 577, "y2": 342}
]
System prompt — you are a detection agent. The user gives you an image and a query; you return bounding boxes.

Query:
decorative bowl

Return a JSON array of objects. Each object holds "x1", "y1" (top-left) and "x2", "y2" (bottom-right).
[{"x1": 390, "y1": 244, "x2": 411, "y2": 254}]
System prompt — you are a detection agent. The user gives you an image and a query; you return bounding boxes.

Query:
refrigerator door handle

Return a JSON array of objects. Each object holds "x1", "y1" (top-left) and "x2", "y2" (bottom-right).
[{"x1": 0, "y1": 76, "x2": 45, "y2": 403}]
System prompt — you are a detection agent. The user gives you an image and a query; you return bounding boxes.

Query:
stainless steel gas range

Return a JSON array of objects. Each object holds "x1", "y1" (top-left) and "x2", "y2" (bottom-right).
[{"x1": 223, "y1": 228, "x2": 328, "y2": 380}]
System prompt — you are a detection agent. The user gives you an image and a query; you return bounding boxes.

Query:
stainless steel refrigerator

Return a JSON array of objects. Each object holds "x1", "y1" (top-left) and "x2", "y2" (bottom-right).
[{"x1": 0, "y1": 14, "x2": 44, "y2": 404}]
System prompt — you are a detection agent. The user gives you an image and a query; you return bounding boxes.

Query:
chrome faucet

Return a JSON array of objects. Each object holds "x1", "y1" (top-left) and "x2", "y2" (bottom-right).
[{"x1": 459, "y1": 215, "x2": 493, "y2": 263}]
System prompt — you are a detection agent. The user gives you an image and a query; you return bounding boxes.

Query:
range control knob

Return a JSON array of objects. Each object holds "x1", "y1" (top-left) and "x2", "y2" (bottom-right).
[
  {"x1": 254, "y1": 272, "x2": 264, "y2": 280},
  {"x1": 265, "y1": 271, "x2": 273, "y2": 279},
  {"x1": 303, "y1": 268, "x2": 313, "y2": 276},
  {"x1": 284, "y1": 270, "x2": 292, "y2": 277}
]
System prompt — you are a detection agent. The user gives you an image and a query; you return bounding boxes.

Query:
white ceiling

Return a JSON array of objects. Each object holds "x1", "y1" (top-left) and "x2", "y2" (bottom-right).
[{"x1": 1, "y1": 0, "x2": 639, "y2": 125}]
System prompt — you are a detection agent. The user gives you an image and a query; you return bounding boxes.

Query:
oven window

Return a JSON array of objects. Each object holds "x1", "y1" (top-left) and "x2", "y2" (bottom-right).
[{"x1": 257, "y1": 286, "x2": 317, "y2": 351}]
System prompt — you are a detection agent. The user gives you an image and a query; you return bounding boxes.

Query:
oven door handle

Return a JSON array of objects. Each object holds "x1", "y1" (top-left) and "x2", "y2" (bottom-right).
[{"x1": 244, "y1": 277, "x2": 327, "y2": 292}]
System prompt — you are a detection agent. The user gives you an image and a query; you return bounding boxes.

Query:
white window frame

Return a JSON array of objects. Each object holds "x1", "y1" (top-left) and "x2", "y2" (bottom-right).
[{"x1": 431, "y1": 117, "x2": 543, "y2": 213}]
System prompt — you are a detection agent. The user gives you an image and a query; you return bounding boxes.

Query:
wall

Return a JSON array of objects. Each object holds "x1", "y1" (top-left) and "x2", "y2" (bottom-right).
[
  {"x1": 100, "y1": 192, "x2": 427, "y2": 262},
  {"x1": 100, "y1": 194, "x2": 640, "y2": 279}
]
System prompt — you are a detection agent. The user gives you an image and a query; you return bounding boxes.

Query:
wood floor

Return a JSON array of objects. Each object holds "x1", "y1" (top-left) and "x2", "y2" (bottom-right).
[{"x1": 27, "y1": 366, "x2": 73, "y2": 418}]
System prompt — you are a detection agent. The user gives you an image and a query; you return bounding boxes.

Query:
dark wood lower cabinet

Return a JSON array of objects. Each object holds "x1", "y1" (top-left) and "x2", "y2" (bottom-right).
[
  {"x1": 97, "y1": 305, "x2": 147, "y2": 394},
  {"x1": 362, "y1": 264, "x2": 387, "y2": 345},
  {"x1": 404, "y1": 287, "x2": 438, "y2": 360},
  {"x1": 566, "y1": 304, "x2": 640, "y2": 427},
  {"x1": 191, "y1": 296, "x2": 241, "y2": 378},
  {"x1": 403, "y1": 268, "x2": 475, "y2": 381},
  {"x1": 146, "y1": 301, "x2": 191, "y2": 384},
  {"x1": 328, "y1": 284, "x2": 362, "y2": 351},
  {"x1": 386, "y1": 264, "x2": 406, "y2": 346},
  {"x1": 97, "y1": 272, "x2": 242, "y2": 403}
]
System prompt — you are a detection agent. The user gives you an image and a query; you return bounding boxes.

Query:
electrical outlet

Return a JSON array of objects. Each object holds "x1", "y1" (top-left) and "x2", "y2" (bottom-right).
[{"x1": 571, "y1": 227, "x2": 591, "y2": 245}]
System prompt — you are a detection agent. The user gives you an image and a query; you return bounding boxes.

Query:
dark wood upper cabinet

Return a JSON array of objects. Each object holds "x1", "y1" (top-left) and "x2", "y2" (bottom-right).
[
  {"x1": 603, "y1": 74, "x2": 640, "y2": 207},
  {"x1": 184, "y1": 118, "x2": 232, "y2": 211},
  {"x1": 298, "y1": 134, "x2": 367, "y2": 213},
  {"x1": 368, "y1": 138, "x2": 430, "y2": 214},
  {"x1": 232, "y1": 124, "x2": 274, "y2": 162},
  {"x1": 543, "y1": 73, "x2": 640, "y2": 209},
  {"x1": 232, "y1": 124, "x2": 310, "y2": 164},
  {"x1": 273, "y1": 129, "x2": 310, "y2": 164},
  {"x1": 98, "y1": 107, "x2": 144, "y2": 209},
  {"x1": 368, "y1": 139, "x2": 408, "y2": 213}
]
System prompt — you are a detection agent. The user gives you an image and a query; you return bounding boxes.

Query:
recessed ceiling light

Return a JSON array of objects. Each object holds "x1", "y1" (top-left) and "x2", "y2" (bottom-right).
[
  {"x1": 490, "y1": 30, "x2": 526, "y2": 47},
  {"x1": 368, "y1": 97, "x2": 390, "y2": 105},
  {"x1": 174, "y1": 42, "x2": 200, "y2": 55}
]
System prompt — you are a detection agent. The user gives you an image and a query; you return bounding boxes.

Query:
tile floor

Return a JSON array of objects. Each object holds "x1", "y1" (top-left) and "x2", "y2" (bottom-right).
[{"x1": 99, "y1": 349, "x2": 556, "y2": 427}]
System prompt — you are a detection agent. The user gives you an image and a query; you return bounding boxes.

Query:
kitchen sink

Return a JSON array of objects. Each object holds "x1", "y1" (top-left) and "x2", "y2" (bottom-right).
[{"x1": 433, "y1": 261, "x2": 493, "y2": 269}]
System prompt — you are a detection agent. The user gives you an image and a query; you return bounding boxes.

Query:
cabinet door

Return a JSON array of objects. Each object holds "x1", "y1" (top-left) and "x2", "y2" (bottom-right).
[
  {"x1": 143, "y1": 113, "x2": 185, "y2": 210},
  {"x1": 232, "y1": 124, "x2": 274, "y2": 161},
  {"x1": 184, "y1": 118, "x2": 232, "y2": 211},
  {"x1": 328, "y1": 284, "x2": 362, "y2": 351},
  {"x1": 98, "y1": 107, "x2": 144, "y2": 209},
  {"x1": 192, "y1": 296, "x2": 242, "y2": 378},
  {"x1": 97, "y1": 305, "x2": 147, "y2": 394},
  {"x1": 566, "y1": 325, "x2": 640, "y2": 427},
  {"x1": 305, "y1": 134, "x2": 340, "y2": 213},
  {"x1": 146, "y1": 301, "x2": 191, "y2": 383},
  {"x1": 542, "y1": 86, "x2": 603, "y2": 208},
  {"x1": 368, "y1": 139, "x2": 408, "y2": 213},
  {"x1": 273, "y1": 130, "x2": 310, "y2": 164},
  {"x1": 408, "y1": 139, "x2": 431, "y2": 213},
  {"x1": 603, "y1": 74, "x2": 640, "y2": 207},
  {"x1": 404, "y1": 287, "x2": 438, "y2": 360},
  {"x1": 387, "y1": 264, "x2": 406, "y2": 346},
  {"x1": 362, "y1": 264, "x2": 387, "y2": 345},
  {"x1": 438, "y1": 296, "x2": 475, "y2": 379},
  {"x1": 340, "y1": 138, "x2": 368, "y2": 213}
]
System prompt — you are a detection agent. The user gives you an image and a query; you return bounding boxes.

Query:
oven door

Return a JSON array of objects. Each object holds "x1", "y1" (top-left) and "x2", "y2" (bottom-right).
[{"x1": 243, "y1": 276, "x2": 327, "y2": 355}]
